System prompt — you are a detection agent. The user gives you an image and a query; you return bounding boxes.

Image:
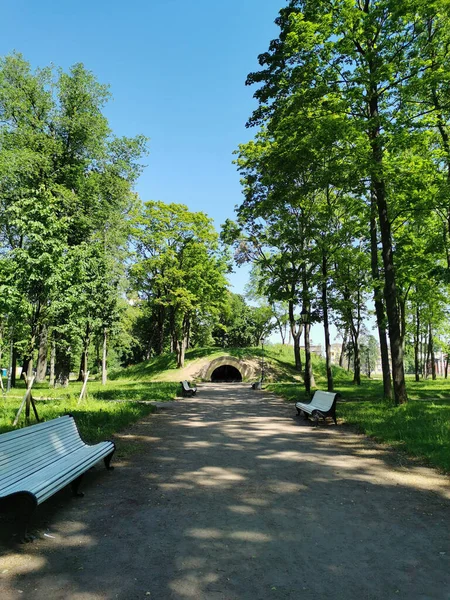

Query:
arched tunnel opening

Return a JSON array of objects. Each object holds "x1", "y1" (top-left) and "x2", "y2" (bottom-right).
[{"x1": 210, "y1": 365, "x2": 243, "y2": 382}]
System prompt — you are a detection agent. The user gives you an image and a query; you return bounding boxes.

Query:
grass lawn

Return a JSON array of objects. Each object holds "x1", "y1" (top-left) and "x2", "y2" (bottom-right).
[
  {"x1": 0, "y1": 379, "x2": 180, "y2": 443},
  {"x1": 268, "y1": 374, "x2": 450, "y2": 473}
]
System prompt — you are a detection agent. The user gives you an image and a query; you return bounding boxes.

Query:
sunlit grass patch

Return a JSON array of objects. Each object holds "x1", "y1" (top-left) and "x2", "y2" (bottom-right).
[
  {"x1": 339, "y1": 399, "x2": 450, "y2": 472},
  {"x1": 0, "y1": 380, "x2": 179, "y2": 442}
]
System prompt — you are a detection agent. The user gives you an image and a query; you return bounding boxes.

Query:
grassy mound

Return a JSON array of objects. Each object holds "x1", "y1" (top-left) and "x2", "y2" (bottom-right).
[{"x1": 112, "y1": 345, "x2": 307, "y2": 383}]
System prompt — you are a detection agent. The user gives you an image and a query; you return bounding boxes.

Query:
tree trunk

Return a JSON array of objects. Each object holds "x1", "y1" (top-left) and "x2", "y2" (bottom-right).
[
  {"x1": 367, "y1": 61, "x2": 407, "y2": 404},
  {"x1": 445, "y1": 353, "x2": 449, "y2": 379},
  {"x1": 303, "y1": 280, "x2": 315, "y2": 394},
  {"x1": 77, "y1": 323, "x2": 91, "y2": 381},
  {"x1": 96, "y1": 338, "x2": 101, "y2": 373},
  {"x1": 21, "y1": 301, "x2": 42, "y2": 382},
  {"x1": 293, "y1": 334, "x2": 302, "y2": 372},
  {"x1": 78, "y1": 349, "x2": 88, "y2": 382},
  {"x1": 399, "y1": 298, "x2": 407, "y2": 353},
  {"x1": 186, "y1": 318, "x2": 191, "y2": 350},
  {"x1": 304, "y1": 320, "x2": 312, "y2": 396},
  {"x1": 370, "y1": 194, "x2": 392, "y2": 398},
  {"x1": 21, "y1": 357, "x2": 30, "y2": 381},
  {"x1": 156, "y1": 303, "x2": 165, "y2": 355},
  {"x1": 339, "y1": 330, "x2": 347, "y2": 368},
  {"x1": 49, "y1": 337, "x2": 56, "y2": 386},
  {"x1": 348, "y1": 300, "x2": 361, "y2": 386},
  {"x1": 274, "y1": 313, "x2": 286, "y2": 345},
  {"x1": 425, "y1": 330, "x2": 431, "y2": 379},
  {"x1": 372, "y1": 152, "x2": 407, "y2": 401},
  {"x1": 35, "y1": 324, "x2": 48, "y2": 383},
  {"x1": 429, "y1": 324, "x2": 436, "y2": 380},
  {"x1": 177, "y1": 339, "x2": 186, "y2": 368},
  {"x1": 352, "y1": 332, "x2": 361, "y2": 385},
  {"x1": 102, "y1": 327, "x2": 107, "y2": 385},
  {"x1": 321, "y1": 252, "x2": 333, "y2": 391},
  {"x1": 421, "y1": 334, "x2": 426, "y2": 378},
  {"x1": 7, "y1": 332, "x2": 15, "y2": 392},
  {"x1": 10, "y1": 335, "x2": 17, "y2": 388},
  {"x1": 429, "y1": 76, "x2": 450, "y2": 269},
  {"x1": 289, "y1": 300, "x2": 302, "y2": 372},
  {"x1": 176, "y1": 315, "x2": 190, "y2": 368},
  {"x1": 54, "y1": 340, "x2": 70, "y2": 387},
  {"x1": 414, "y1": 305, "x2": 420, "y2": 382}
]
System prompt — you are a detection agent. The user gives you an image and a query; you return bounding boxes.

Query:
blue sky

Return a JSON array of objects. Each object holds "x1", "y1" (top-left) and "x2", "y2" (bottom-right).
[
  {"x1": 1, "y1": 0, "x2": 339, "y2": 345},
  {"x1": 1, "y1": 0, "x2": 281, "y2": 293}
]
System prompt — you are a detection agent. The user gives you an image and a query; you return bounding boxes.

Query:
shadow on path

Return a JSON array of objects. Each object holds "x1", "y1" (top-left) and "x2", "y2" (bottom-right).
[{"x1": 1, "y1": 383, "x2": 449, "y2": 600}]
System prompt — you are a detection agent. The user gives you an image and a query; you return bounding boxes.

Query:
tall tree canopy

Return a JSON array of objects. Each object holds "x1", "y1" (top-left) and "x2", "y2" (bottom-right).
[
  {"x1": 0, "y1": 53, "x2": 147, "y2": 384},
  {"x1": 231, "y1": 0, "x2": 450, "y2": 402},
  {"x1": 130, "y1": 201, "x2": 229, "y2": 367}
]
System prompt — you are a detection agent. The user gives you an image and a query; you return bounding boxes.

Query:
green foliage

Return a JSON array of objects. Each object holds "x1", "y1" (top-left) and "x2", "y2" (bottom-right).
[
  {"x1": 359, "y1": 333, "x2": 379, "y2": 377},
  {"x1": 212, "y1": 292, "x2": 275, "y2": 347},
  {"x1": 0, "y1": 52, "x2": 148, "y2": 382},
  {"x1": 234, "y1": 0, "x2": 450, "y2": 403},
  {"x1": 130, "y1": 201, "x2": 229, "y2": 366}
]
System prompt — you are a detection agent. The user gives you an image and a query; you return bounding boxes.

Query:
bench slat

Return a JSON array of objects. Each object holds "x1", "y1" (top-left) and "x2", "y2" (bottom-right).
[
  {"x1": 0, "y1": 438, "x2": 85, "y2": 492},
  {"x1": 0, "y1": 415, "x2": 74, "y2": 444},
  {"x1": 1, "y1": 442, "x2": 113, "y2": 503},
  {"x1": 1, "y1": 431, "x2": 83, "y2": 467},
  {"x1": 0, "y1": 421, "x2": 82, "y2": 464}
]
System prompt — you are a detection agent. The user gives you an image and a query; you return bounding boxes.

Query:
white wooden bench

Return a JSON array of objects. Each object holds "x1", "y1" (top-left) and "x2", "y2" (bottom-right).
[
  {"x1": 295, "y1": 391, "x2": 339, "y2": 425},
  {"x1": 0, "y1": 415, "x2": 115, "y2": 541},
  {"x1": 180, "y1": 380, "x2": 197, "y2": 397}
]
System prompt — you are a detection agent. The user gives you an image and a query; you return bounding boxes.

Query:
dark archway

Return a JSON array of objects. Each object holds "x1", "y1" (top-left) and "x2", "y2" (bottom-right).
[{"x1": 211, "y1": 365, "x2": 242, "y2": 382}]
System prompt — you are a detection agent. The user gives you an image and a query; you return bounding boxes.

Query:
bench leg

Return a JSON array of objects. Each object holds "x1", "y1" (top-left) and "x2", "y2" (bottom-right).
[
  {"x1": 7, "y1": 493, "x2": 38, "y2": 543},
  {"x1": 71, "y1": 475, "x2": 85, "y2": 498},
  {"x1": 104, "y1": 449, "x2": 115, "y2": 470},
  {"x1": 296, "y1": 407, "x2": 301, "y2": 416},
  {"x1": 311, "y1": 411, "x2": 320, "y2": 427}
]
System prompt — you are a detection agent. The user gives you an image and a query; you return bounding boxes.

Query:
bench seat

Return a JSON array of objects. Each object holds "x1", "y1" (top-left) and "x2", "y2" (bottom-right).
[
  {"x1": 180, "y1": 380, "x2": 197, "y2": 397},
  {"x1": 295, "y1": 390, "x2": 339, "y2": 425},
  {"x1": 0, "y1": 415, "x2": 115, "y2": 540}
]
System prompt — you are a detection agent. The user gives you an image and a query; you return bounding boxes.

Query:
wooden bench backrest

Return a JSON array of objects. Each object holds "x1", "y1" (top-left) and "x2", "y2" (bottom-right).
[
  {"x1": 0, "y1": 416, "x2": 84, "y2": 497},
  {"x1": 311, "y1": 391, "x2": 338, "y2": 412}
]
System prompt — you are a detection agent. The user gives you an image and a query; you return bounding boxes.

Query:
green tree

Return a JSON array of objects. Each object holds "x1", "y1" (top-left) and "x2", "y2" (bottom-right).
[
  {"x1": 131, "y1": 201, "x2": 228, "y2": 368},
  {"x1": 243, "y1": 0, "x2": 446, "y2": 403},
  {"x1": 360, "y1": 333, "x2": 379, "y2": 378},
  {"x1": 0, "y1": 53, "x2": 147, "y2": 385}
]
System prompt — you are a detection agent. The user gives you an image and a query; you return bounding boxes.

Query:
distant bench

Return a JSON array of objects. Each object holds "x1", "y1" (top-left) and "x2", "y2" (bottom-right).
[
  {"x1": 295, "y1": 390, "x2": 340, "y2": 425},
  {"x1": 0, "y1": 415, "x2": 115, "y2": 541},
  {"x1": 180, "y1": 380, "x2": 197, "y2": 397}
]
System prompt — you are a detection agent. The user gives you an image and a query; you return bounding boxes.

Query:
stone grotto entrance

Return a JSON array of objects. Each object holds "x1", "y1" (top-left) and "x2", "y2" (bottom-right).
[{"x1": 210, "y1": 365, "x2": 243, "y2": 382}]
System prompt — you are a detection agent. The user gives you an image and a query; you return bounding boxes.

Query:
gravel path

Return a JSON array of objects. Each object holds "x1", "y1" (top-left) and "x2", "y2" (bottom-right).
[{"x1": 1, "y1": 383, "x2": 449, "y2": 600}]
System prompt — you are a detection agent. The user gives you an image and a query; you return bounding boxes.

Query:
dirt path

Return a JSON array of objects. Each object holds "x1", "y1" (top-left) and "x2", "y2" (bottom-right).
[{"x1": 1, "y1": 384, "x2": 450, "y2": 600}]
